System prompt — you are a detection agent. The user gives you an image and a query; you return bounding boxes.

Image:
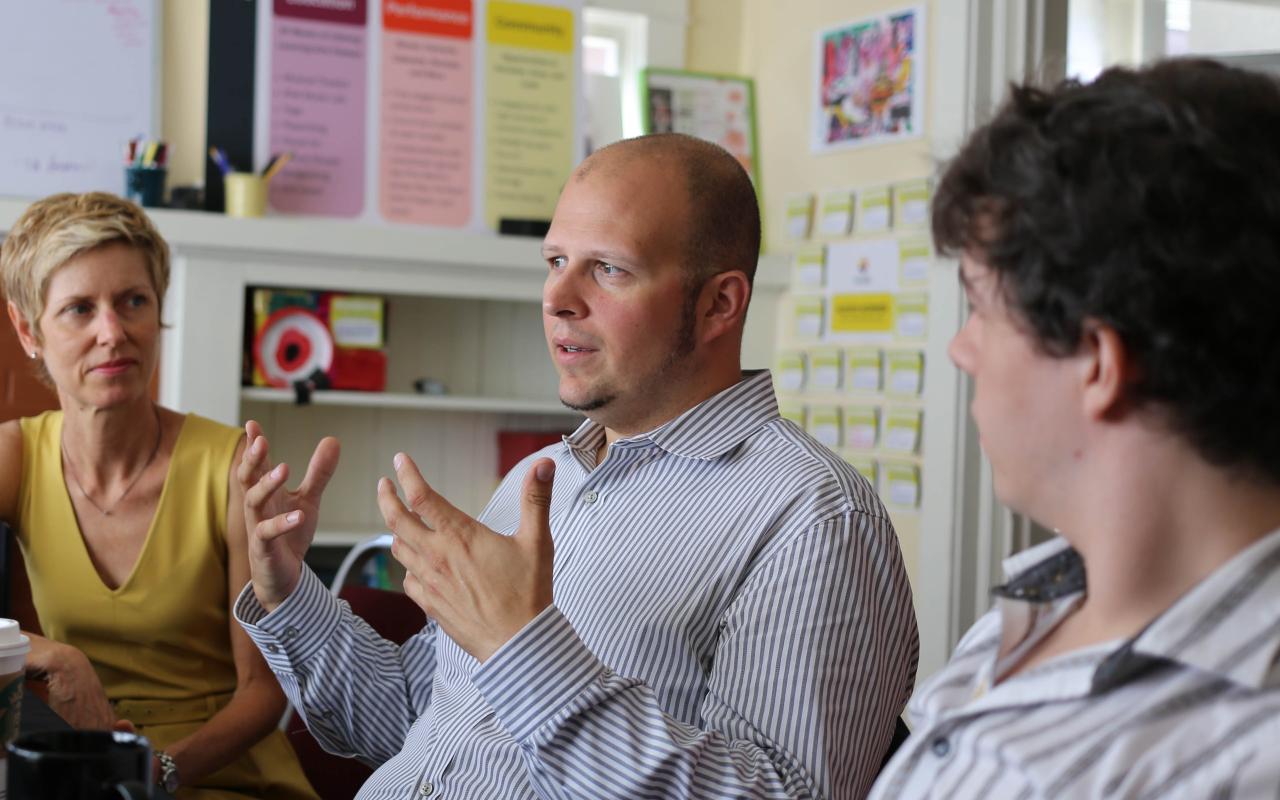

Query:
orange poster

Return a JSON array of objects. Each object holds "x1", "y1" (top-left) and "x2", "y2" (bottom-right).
[{"x1": 379, "y1": 0, "x2": 474, "y2": 226}]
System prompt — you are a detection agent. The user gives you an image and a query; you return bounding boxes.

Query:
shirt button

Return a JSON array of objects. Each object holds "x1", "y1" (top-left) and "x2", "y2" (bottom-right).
[
  {"x1": 931, "y1": 737, "x2": 951, "y2": 757},
  {"x1": 283, "y1": 626, "x2": 299, "y2": 640},
  {"x1": 582, "y1": 490, "x2": 599, "y2": 505},
  {"x1": 266, "y1": 643, "x2": 280, "y2": 654},
  {"x1": 419, "y1": 782, "x2": 434, "y2": 796}
]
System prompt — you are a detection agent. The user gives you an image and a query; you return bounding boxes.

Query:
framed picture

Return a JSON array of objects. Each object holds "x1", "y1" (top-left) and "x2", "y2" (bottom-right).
[
  {"x1": 640, "y1": 68, "x2": 761, "y2": 190},
  {"x1": 814, "y1": 6, "x2": 925, "y2": 152}
]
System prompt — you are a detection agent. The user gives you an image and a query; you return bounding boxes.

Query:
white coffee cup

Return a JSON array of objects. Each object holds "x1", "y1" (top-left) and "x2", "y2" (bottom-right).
[{"x1": 0, "y1": 618, "x2": 31, "y2": 799}]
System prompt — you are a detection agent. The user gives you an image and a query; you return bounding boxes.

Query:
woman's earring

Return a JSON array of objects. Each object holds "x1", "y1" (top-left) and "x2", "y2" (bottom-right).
[{"x1": 29, "y1": 351, "x2": 37, "y2": 360}]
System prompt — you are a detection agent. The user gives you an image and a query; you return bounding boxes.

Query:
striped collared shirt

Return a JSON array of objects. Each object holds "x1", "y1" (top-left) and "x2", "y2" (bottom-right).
[
  {"x1": 872, "y1": 528, "x2": 1280, "y2": 799},
  {"x1": 237, "y1": 369, "x2": 918, "y2": 799}
]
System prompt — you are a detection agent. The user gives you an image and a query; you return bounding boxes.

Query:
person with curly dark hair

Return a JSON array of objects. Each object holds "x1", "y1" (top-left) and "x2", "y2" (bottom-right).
[{"x1": 872, "y1": 59, "x2": 1280, "y2": 798}]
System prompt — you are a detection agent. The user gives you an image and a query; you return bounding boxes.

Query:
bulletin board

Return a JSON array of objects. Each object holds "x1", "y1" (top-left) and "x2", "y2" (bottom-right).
[
  {"x1": 639, "y1": 68, "x2": 761, "y2": 190},
  {"x1": 0, "y1": 0, "x2": 158, "y2": 199},
  {"x1": 232, "y1": 0, "x2": 584, "y2": 232},
  {"x1": 774, "y1": 177, "x2": 934, "y2": 533}
]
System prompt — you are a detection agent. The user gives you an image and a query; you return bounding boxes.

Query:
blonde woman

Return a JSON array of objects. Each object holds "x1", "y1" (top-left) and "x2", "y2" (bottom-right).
[{"x1": 0, "y1": 193, "x2": 316, "y2": 799}]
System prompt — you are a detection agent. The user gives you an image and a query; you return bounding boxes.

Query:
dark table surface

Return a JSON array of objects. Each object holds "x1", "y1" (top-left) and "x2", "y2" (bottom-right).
[{"x1": 17, "y1": 690, "x2": 174, "y2": 800}]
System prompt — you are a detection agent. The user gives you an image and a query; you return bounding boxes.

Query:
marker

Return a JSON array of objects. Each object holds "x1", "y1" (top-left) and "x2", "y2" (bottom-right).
[{"x1": 142, "y1": 141, "x2": 160, "y2": 167}]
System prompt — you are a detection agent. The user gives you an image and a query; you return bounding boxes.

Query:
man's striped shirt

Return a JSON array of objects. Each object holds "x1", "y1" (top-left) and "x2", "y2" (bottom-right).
[
  {"x1": 872, "y1": 529, "x2": 1280, "y2": 799},
  {"x1": 237, "y1": 369, "x2": 918, "y2": 799}
]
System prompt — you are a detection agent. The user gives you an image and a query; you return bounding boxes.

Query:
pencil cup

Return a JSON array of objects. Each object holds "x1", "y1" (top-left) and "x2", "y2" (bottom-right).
[
  {"x1": 224, "y1": 172, "x2": 267, "y2": 218},
  {"x1": 123, "y1": 166, "x2": 167, "y2": 208}
]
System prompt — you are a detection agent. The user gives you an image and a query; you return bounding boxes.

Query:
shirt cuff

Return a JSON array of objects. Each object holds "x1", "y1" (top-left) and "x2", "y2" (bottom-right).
[
  {"x1": 232, "y1": 566, "x2": 343, "y2": 673},
  {"x1": 471, "y1": 605, "x2": 607, "y2": 742}
]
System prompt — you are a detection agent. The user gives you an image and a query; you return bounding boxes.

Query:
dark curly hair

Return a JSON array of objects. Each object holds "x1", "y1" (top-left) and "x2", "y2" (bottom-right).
[{"x1": 933, "y1": 59, "x2": 1280, "y2": 484}]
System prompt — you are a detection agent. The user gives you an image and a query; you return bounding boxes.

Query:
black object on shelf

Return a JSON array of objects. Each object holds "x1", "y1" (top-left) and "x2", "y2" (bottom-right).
[
  {"x1": 498, "y1": 218, "x2": 551, "y2": 237},
  {"x1": 293, "y1": 368, "x2": 331, "y2": 405},
  {"x1": 206, "y1": 0, "x2": 257, "y2": 213}
]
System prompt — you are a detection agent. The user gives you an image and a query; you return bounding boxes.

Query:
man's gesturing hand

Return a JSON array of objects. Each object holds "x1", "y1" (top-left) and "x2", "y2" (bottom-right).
[
  {"x1": 238, "y1": 420, "x2": 341, "y2": 611},
  {"x1": 379, "y1": 452, "x2": 556, "y2": 663}
]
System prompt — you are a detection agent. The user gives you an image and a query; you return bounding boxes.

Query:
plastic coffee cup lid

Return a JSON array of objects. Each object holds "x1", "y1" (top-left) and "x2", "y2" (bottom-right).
[{"x1": 0, "y1": 618, "x2": 30, "y2": 656}]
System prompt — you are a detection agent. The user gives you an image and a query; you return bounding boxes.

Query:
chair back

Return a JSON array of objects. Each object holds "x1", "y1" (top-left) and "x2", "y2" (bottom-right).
[{"x1": 880, "y1": 716, "x2": 911, "y2": 771}]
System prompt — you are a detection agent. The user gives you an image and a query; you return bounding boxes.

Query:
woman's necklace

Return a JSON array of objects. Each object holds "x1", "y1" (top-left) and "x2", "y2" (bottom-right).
[{"x1": 61, "y1": 405, "x2": 164, "y2": 517}]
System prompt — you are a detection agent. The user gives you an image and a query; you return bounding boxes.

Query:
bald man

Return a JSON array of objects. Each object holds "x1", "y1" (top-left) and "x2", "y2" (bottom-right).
[{"x1": 235, "y1": 134, "x2": 918, "y2": 800}]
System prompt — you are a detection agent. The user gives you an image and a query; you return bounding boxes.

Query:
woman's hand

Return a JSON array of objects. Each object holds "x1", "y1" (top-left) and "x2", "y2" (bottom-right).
[{"x1": 26, "y1": 637, "x2": 117, "y2": 730}]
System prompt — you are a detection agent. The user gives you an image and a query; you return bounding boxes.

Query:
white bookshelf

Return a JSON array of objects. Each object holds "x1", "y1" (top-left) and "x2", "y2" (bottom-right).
[
  {"x1": 241, "y1": 387, "x2": 579, "y2": 416},
  {"x1": 1, "y1": 199, "x2": 787, "y2": 564}
]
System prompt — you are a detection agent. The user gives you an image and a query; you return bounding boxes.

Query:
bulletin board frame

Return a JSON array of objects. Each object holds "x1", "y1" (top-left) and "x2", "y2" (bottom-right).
[{"x1": 639, "y1": 67, "x2": 762, "y2": 192}]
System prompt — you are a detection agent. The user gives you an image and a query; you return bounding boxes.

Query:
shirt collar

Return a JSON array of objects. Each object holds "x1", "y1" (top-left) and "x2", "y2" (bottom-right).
[
  {"x1": 1127, "y1": 526, "x2": 1280, "y2": 691},
  {"x1": 993, "y1": 540, "x2": 1085, "y2": 603},
  {"x1": 563, "y1": 370, "x2": 779, "y2": 463},
  {"x1": 990, "y1": 528, "x2": 1280, "y2": 693}
]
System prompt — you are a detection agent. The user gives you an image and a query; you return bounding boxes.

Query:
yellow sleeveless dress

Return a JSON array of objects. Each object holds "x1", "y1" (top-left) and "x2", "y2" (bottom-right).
[{"x1": 16, "y1": 411, "x2": 317, "y2": 800}]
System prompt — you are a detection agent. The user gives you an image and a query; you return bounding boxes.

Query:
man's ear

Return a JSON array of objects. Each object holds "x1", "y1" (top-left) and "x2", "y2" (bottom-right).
[
  {"x1": 697, "y1": 271, "x2": 751, "y2": 343},
  {"x1": 1080, "y1": 321, "x2": 1132, "y2": 420},
  {"x1": 7, "y1": 300, "x2": 38, "y2": 357}
]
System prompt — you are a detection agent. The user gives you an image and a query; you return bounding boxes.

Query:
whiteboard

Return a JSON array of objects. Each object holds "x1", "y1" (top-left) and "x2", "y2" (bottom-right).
[{"x1": 0, "y1": 0, "x2": 158, "y2": 199}]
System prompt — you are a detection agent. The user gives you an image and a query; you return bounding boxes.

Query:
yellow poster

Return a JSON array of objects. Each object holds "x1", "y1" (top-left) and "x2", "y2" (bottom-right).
[
  {"x1": 484, "y1": 2, "x2": 576, "y2": 229},
  {"x1": 831, "y1": 293, "x2": 894, "y2": 333}
]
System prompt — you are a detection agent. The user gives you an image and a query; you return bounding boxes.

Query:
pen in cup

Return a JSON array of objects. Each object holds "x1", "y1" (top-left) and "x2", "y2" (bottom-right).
[
  {"x1": 262, "y1": 151, "x2": 292, "y2": 182},
  {"x1": 208, "y1": 147, "x2": 233, "y2": 177}
]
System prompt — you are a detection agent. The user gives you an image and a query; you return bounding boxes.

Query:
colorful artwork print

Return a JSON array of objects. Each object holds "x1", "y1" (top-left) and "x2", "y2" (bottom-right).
[{"x1": 815, "y1": 7, "x2": 924, "y2": 152}]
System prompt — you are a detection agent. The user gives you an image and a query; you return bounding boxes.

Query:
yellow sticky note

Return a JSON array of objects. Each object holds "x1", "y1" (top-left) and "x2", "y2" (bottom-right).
[
  {"x1": 886, "y1": 350, "x2": 924, "y2": 396},
  {"x1": 809, "y1": 405, "x2": 842, "y2": 448},
  {"x1": 899, "y1": 236, "x2": 932, "y2": 284},
  {"x1": 883, "y1": 409, "x2": 923, "y2": 454},
  {"x1": 893, "y1": 178, "x2": 931, "y2": 229},
  {"x1": 843, "y1": 405, "x2": 879, "y2": 449},
  {"x1": 808, "y1": 347, "x2": 842, "y2": 390},
  {"x1": 882, "y1": 461, "x2": 921, "y2": 508},
  {"x1": 831, "y1": 293, "x2": 894, "y2": 333},
  {"x1": 818, "y1": 190, "x2": 856, "y2": 237},
  {"x1": 895, "y1": 293, "x2": 929, "y2": 338},
  {"x1": 793, "y1": 296, "x2": 824, "y2": 339},
  {"x1": 845, "y1": 347, "x2": 882, "y2": 391},
  {"x1": 792, "y1": 244, "x2": 826, "y2": 290},
  {"x1": 787, "y1": 194, "x2": 815, "y2": 240},
  {"x1": 858, "y1": 185, "x2": 893, "y2": 233},
  {"x1": 776, "y1": 351, "x2": 807, "y2": 392},
  {"x1": 329, "y1": 295, "x2": 384, "y2": 349}
]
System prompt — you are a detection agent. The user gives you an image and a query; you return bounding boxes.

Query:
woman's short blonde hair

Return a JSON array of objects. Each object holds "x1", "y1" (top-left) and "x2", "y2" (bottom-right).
[{"x1": 1, "y1": 192, "x2": 170, "y2": 343}]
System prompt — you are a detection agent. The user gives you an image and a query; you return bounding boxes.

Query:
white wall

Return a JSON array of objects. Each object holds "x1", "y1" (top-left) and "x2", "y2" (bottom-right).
[{"x1": 1189, "y1": 0, "x2": 1280, "y2": 53}]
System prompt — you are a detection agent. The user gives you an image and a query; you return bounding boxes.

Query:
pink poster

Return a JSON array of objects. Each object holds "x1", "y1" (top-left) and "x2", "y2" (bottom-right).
[
  {"x1": 269, "y1": 0, "x2": 369, "y2": 217},
  {"x1": 379, "y1": 0, "x2": 473, "y2": 226}
]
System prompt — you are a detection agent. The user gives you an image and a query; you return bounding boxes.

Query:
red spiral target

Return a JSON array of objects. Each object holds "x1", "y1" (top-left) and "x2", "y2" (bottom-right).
[{"x1": 253, "y1": 308, "x2": 335, "y2": 388}]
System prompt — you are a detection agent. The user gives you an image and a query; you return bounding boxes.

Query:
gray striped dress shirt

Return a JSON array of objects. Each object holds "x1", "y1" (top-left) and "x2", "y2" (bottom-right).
[
  {"x1": 236, "y1": 369, "x2": 918, "y2": 799},
  {"x1": 872, "y1": 529, "x2": 1280, "y2": 799}
]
